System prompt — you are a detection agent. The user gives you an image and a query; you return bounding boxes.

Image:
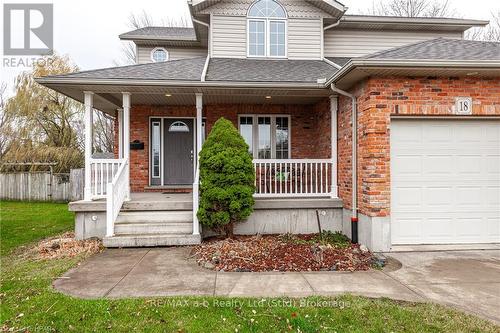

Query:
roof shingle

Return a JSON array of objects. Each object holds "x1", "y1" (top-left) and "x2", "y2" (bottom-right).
[
  {"x1": 44, "y1": 57, "x2": 207, "y2": 81},
  {"x1": 365, "y1": 38, "x2": 500, "y2": 61},
  {"x1": 119, "y1": 27, "x2": 197, "y2": 41},
  {"x1": 206, "y1": 58, "x2": 338, "y2": 83}
]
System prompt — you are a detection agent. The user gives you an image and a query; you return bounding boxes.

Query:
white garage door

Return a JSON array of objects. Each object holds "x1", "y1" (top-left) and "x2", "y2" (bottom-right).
[{"x1": 391, "y1": 119, "x2": 500, "y2": 245}]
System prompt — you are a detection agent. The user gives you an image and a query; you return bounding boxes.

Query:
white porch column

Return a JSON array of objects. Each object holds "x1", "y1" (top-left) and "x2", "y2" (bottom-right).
[
  {"x1": 83, "y1": 91, "x2": 94, "y2": 201},
  {"x1": 330, "y1": 95, "x2": 339, "y2": 198},
  {"x1": 122, "y1": 93, "x2": 131, "y2": 200},
  {"x1": 117, "y1": 108, "x2": 124, "y2": 158},
  {"x1": 193, "y1": 93, "x2": 203, "y2": 236}
]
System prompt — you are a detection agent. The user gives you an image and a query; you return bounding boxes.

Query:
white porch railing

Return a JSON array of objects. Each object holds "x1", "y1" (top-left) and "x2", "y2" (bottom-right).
[
  {"x1": 89, "y1": 159, "x2": 124, "y2": 199},
  {"x1": 253, "y1": 159, "x2": 334, "y2": 197},
  {"x1": 106, "y1": 159, "x2": 128, "y2": 237}
]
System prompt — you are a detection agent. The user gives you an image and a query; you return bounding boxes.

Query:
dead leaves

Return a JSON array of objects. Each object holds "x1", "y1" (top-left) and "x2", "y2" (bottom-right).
[{"x1": 194, "y1": 235, "x2": 374, "y2": 272}]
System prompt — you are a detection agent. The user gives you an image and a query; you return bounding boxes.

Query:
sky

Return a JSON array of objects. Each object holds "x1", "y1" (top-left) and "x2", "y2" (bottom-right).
[{"x1": 1, "y1": 0, "x2": 498, "y2": 96}]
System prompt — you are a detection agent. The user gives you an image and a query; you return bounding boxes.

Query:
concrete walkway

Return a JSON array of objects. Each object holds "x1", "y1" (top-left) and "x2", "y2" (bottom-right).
[{"x1": 53, "y1": 248, "x2": 500, "y2": 322}]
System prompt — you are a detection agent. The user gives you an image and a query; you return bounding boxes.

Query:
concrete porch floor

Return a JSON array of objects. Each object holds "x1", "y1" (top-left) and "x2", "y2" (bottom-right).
[{"x1": 53, "y1": 248, "x2": 500, "y2": 323}]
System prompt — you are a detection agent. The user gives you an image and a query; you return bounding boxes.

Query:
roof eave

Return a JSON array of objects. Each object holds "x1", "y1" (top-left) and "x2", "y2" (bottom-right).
[
  {"x1": 35, "y1": 77, "x2": 328, "y2": 89},
  {"x1": 328, "y1": 59, "x2": 500, "y2": 87},
  {"x1": 340, "y1": 15, "x2": 489, "y2": 26}
]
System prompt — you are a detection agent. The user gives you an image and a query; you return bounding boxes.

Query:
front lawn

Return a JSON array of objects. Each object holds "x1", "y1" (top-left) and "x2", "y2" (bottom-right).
[
  {"x1": 1, "y1": 201, "x2": 498, "y2": 332},
  {"x1": 0, "y1": 201, "x2": 74, "y2": 255}
]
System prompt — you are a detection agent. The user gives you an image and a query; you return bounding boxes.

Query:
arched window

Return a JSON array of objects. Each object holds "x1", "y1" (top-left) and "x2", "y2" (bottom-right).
[
  {"x1": 151, "y1": 47, "x2": 168, "y2": 62},
  {"x1": 247, "y1": 0, "x2": 287, "y2": 58},
  {"x1": 168, "y1": 121, "x2": 190, "y2": 132}
]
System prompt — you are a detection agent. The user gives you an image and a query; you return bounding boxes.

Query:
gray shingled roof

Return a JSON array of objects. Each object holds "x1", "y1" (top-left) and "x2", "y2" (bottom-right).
[
  {"x1": 44, "y1": 57, "x2": 207, "y2": 81},
  {"x1": 41, "y1": 58, "x2": 338, "y2": 84},
  {"x1": 119, "y1": 27, "x2": 197, "y2": 41},
  {"x1": 326, "y1": 57, "x2": 351, "y2": 66},
  {"x1": 365, "y1": 38, "x2": 500, "y2": 61},
  {"x1": 205, "y1": 58, "x2": 338, "y2": 83}
]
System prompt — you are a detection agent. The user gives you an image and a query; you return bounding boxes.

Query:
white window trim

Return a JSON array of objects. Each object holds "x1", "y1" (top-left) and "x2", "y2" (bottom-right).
[
  {"x1": 238, "y1": 114, "x2": 291, "y2": 159},
  {"x1": 150, "y1": 47, "x2": 169, "y2": 62},
  {"x1": 151, "y1": 121, "x2": 162, "y2": 179},
  {"x1": 246, "y1": 0, "x2": 288, "y2": 59},
  {"x1": 247, "y1": 18, "x2": 287, "y2": 59}
]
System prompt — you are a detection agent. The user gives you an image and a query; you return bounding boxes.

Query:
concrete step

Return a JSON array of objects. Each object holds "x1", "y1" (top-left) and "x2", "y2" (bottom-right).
[
  {"x1": 122, "y1": 200, "x2": 192, "y2": 211},
  {"x1": 116, "y1": 211, "x2": 193, "y2": 224},
  {"x1": 114, "y1": 222, "x2": 193, "y2": 235},
  {"x1": 103, "y1": 234, "x2": 201, "y2": 247}
]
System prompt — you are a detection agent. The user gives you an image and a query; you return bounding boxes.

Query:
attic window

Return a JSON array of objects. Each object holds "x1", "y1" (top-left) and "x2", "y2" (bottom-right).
[
  {"x1": 151, "y1": 47, "x2": 168, "y2": 62},
  {"x1": 247, "y1": 0, "x2": 287, "y2": 58}
]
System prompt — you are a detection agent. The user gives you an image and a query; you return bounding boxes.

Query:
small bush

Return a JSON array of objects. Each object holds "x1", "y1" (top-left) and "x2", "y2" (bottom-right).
[
  {"x1": 315, "y1": 231, "x2": 351, "y2": 248},
  {"x1": 197, "y1": 118, "x2": 255, "y2": 237}
]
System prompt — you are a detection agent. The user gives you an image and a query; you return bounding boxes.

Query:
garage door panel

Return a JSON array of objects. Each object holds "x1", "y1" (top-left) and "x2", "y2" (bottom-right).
[
  {"x1": 424, "y1": 187, "x2": 453, "y2": 207},
  {"x1": 393, "y1": 155, "x2": 422, "y2": 175},
  {"x1": 457, "y1": 155, "x2": 482, "y2": 174},
  {"x1": 423, "y1": 155, "x2": 454, "y2": 174},
  {"x1": 487, "y1": 218, "x2": 500, "y2": 242},
  {"x1": 486, "y1": 186, "x2": 500, "y2": 206},
  {"x1": 424, "y1": 124, "x2": 453, "y2": 142},
  {"x1": 486, "y1": 155, "x2": 500, "y2": 174},
  {"x1": 391, "y1": 119, "x2": 500, "y2": 245},
  {"x1": 393, "y1": 187, "x2": 423, "y2": 209}
]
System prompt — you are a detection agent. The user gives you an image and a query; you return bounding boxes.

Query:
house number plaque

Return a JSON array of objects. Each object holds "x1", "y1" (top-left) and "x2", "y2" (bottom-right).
[{"x1": 455, "y1": 97, "x2": 472, "y2": 115}]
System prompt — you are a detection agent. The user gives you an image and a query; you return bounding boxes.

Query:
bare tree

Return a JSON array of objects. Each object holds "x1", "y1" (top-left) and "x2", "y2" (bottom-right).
[
  {"x1": 93, "y1": 111, "x2": 115, "y2": 154},
  {"x1": 466, "y1": 11, "x2": 500, "y2": 42},
  {"x1": 364, "y1": 0, "x2": 456, "y2": 17}
]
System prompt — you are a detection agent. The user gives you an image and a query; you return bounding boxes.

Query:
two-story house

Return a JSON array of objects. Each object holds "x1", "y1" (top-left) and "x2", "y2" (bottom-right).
[{"x1": 37, "y1": 0, "x2": 500, "y2": 251}]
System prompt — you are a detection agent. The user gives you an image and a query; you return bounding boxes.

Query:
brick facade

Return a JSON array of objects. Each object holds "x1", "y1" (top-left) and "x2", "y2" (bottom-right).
[
  {"x1": 338, "y1": 76, "x2": 500, "y2": 217},
  {"x1": 119, "y1": 100, "x2": 331, "y2": 192}
]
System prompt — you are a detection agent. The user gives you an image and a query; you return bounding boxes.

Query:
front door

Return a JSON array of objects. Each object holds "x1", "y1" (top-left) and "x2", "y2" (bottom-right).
[{"x1": 163, "y1": 118, "x2": 194, "y2": 185}]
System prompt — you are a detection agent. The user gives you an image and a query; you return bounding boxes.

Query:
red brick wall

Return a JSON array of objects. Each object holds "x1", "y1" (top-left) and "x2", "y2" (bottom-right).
[
  {"x1": 338, "y1": 76, "x2": 500, "y2": 217},
  {"x1": 119, "y1": 101, "x2": 331, "y2": 192}
]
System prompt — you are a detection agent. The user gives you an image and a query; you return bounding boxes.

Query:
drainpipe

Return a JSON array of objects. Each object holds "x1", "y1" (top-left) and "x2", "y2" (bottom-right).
[{"x1": 330, "y1": 84, "x2": 358, "y2": 244}]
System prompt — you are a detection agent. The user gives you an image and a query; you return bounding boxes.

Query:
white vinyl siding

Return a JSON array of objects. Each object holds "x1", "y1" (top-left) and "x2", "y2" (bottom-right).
[
  {"x1": 324, "y1": 29, "x2": 462, "y2": 58},
  {"x1": 288, "y1": 18, "x2": 322, "y2": 59},
  {"x1": 137, "y1": 47, "x2": 207, "y2": 64},
  {"x1": 212, "y1": 15, "x2": 247, "y2": 58}
]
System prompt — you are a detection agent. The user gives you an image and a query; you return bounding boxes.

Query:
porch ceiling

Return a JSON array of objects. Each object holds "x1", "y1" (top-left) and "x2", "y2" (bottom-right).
[{"x1": 43, "y1": 83, "x2": 333, "y2": 115}]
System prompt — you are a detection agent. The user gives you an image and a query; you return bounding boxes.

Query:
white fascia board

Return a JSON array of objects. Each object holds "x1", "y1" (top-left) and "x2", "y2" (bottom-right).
[
  {"x1": 340, "y1": 15, "x2": 489, "y2": 27},
  {"x1": 327, "y1": 59, "x2": 500, "y2": 86},
  {"x1": 35, "y1": 77, "x2": 326, "y2": 89}
]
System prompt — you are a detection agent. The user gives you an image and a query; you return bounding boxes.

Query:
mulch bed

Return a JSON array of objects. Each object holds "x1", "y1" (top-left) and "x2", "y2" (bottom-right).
[
  {"x1": 23, "y1": 232, "x2": 103, "y2": 260},
  {"x1": 193, "y1": 234, "x2": 374, "y2": 272}
]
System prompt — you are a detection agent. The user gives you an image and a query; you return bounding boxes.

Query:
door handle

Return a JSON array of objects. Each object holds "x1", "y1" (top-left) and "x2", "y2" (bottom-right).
[{"x1": 190, "y1": 150, "x2": 194, "y2": 162}]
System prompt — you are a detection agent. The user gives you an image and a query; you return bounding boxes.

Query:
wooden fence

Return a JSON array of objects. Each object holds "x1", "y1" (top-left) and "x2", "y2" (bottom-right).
[{"x1": 0, "y1": 169, "x2": 84, "y2": 202}]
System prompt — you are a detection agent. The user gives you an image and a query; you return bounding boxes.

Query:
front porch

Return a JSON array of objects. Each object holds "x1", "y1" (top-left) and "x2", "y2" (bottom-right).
[
  {"x1": 72, "y1": 86, "x2": 342, "y2": 246},
  {"x1": 69, "y1": 192, "x2": 343, "y2": 245}
]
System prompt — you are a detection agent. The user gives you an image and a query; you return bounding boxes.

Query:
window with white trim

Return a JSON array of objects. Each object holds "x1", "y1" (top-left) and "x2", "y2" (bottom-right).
[
  {"x1": 239, "y1": 115, "x2": 290, "y2": 159},
  {"x1": 151, "y1": 121, "x2": 161, "y2": 178},
  {"x1": 247, "y1": 0, "x2": 287, "y2": 58},
  {"x1": 151, "y1": 47, "x2": 168, "y2": 62}
]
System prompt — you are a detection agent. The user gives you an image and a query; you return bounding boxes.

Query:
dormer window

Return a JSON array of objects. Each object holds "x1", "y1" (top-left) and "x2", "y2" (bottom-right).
[
  {"x1": 151, "y1": 47, "x2": 168, "y2": 62},
  {"x1": 247, "y1": 0, "x2": 287, "y2": 58}
]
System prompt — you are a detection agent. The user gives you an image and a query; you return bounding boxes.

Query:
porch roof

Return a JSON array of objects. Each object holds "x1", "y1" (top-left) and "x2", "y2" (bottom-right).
[
  {"x1": 330, "y1": 38, "x2": 500, "y2": 89},
  {"x1": 35, "y1": 57, "x2": 339, "y2": 113},
  {"x1": 38, "y1": 57, "x2": 339, "y2": 84}
]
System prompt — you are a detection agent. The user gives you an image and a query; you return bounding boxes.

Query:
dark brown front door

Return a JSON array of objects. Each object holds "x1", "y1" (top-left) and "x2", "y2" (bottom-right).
[{"x1": 163, "y1": 118, "x2": 194, "y2": 185}]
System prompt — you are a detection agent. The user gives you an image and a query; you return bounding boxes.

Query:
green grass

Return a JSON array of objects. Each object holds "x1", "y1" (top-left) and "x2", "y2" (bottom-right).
[
  {"x1": 1, "y1": 201, "x2": 498, "y2": 332},
  {"x1": 0, "y1": 201, "x2": 74, "y2": 255}
]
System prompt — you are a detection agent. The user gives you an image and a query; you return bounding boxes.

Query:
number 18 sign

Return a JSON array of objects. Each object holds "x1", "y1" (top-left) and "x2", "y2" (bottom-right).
[{"x1": 455, "y1": 97, "x2": 472, "y2": 115}]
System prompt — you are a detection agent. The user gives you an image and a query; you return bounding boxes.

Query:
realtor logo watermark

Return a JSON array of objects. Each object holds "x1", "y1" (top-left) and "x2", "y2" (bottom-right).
[{"x1": 3, "y1": 3, "x2": 53, "y2": 68}]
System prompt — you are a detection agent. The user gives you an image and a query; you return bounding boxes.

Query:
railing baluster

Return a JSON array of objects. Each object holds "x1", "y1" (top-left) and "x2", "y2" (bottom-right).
[
  {"x1": 325, "y1": 162, "x2": 327, "y2": 194},
  {"x1": 314, "y1": 163, "x2": 317, "y2": 194},
  {"x1": 293, "y1": 162, "x2": 296, "y2": 194}
]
